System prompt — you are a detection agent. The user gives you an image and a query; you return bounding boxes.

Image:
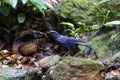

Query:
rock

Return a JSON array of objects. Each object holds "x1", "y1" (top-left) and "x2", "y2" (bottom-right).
[
  {"x1": 18, "y1": 41, "x2": 37, "y2": 56},
  {"x1": 2, "y1": 53, "x2": 10, "y2": 58},
  {"x1": 44, "y1": 49, "x2": 55, "y2": 55},
  {"x1": 0, "y1": 68, "x2": 30, "y2": 80},
  {"x1": 12, "y1": 30, "x2": 39, "y2": 55},
  {"x1": 42, "y1": 75, "x2": 47, "y2": 80},
  {"x1": 44, "y1": 43, "x2": 54, "y2": 51},
  {"x1": 48, "y1": 57, "x2": 104, "y2": 80},
  {"x1": 83, "y1": 47, "x2": 98, "y2": 60},
  {"x1": 0, "y1": 67, "x2": 43, "y2": 80},
  {"x1": 2, "y1": 65, "x2": 9, "y2": 68},
  {"x1": 104, "y1": 72, "x2": 120, "y2": 80},
  {"x1": 16, "y1": 65, "x2": 43, "y2": 79},
  {"x1": 17, "y1": 57, "x2": 30, "y2": 64},
  {"x1": 16, "y1": 64, "x2": 23, "y2": 69},
  {"x1": 10, "y1": 54, "x2": 20, "y2": 63},
  {"x1": 30, "y1": 58, "x2": 39, "y2": 67},
  {"x1": 38, "y1": 55, "x2": 60, "y2": 68},
  {"x1": 17, "y1": 55, "x2": 24, "y2": 60},
  {"x1": 3, "y1": 59, "x2": 11, "y2": 65}
]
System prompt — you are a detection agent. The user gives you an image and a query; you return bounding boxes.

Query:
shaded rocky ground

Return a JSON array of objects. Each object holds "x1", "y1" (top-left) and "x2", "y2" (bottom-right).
[{"x1": 0, "y1": 26, "x2": 120, "y2": 80}]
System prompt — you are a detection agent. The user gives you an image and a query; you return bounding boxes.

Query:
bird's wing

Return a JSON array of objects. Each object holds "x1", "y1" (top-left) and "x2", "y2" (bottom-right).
[
  {"x1": 57, "y1": 36, "x2": 68, "y2": 43},
  {"x1": 56, "y1": 35, "x2": 74, "y2": 49}
]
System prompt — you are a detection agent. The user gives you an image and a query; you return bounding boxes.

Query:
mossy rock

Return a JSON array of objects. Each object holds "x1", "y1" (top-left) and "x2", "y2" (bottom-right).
[
  {"x1": 0, "y1": 68, "x2": 30, "y2": 80},
  {"x1": 62, "y1": 56, "x2": 104, "y2": 67},
  {"x1": 48, "y1": 56, "x2": 104, "y2": 80}
]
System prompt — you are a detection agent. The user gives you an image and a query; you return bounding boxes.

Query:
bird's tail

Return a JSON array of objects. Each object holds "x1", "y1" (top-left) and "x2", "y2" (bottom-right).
[{"x1": 77, "y1": 41, "x2": 92, "y2": 47}]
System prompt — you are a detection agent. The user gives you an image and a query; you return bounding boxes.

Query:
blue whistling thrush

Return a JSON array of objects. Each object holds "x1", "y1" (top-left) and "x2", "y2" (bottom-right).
[{"x1": 49, "y1": 30, "x2": 91, "y2": 50}]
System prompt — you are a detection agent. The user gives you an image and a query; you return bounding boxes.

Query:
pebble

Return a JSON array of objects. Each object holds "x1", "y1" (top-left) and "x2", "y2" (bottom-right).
[
  {"x1": 38, "y1": 55, "x2": 60, "y2": 68},
  {"x1": 16, "y1": 64, "x2": 23, "y2": 69},
  {"x1": 2, "y1": 60, "x2": 11, "y2": 65},
  {"x1": 2, "y1": 65, "x2": 9, "y2": 68}
]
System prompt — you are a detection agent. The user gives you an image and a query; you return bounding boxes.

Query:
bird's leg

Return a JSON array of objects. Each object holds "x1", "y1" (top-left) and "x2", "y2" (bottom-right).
[{"x1": 62, "y1": 50, "x2": 71, "y2": 58}]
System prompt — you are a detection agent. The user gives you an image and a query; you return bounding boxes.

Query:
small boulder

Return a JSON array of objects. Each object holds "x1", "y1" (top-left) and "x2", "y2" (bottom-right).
[
  {"x1": 38, "y1": 55, "x2": 60, "y2": 68},
  {"x1": 48, "y1": 57, "x2": 104, "y2": 80}
]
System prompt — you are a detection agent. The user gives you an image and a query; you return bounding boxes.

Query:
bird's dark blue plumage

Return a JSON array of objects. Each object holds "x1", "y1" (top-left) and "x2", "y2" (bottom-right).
[{"x1": 49, "y1": 30, "x2": 91, "y2": 50}]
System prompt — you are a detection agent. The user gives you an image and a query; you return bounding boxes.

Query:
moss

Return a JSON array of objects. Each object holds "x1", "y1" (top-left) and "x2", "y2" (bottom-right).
[
  {"x1": 62, "y1": 56, "x2": 104, "y2": 69},
  {"x1": 53, "y1": 0, "x2": 99, "y2": 24},
  {"x1": 77, "y1": 30, "x2": 115, "y2": 61},
  {"x1": 89, "y1": 31, "x2": 114, "y2": 58}
]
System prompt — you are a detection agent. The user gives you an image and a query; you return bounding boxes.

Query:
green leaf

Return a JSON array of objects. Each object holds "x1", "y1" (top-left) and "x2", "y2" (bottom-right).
[
  {"x1": 60, "y1": 22, "x2": 74, "y2": 29},
  {"x1": 116, "y1": 13, "x2": 120, "y2": 16},
  {"x1": 67, "y1": 29, "x2": 72, "y2": 31},
  {"x1": 17, "y1": 13, "x2": 26, "y2": 23},
  {"x1": 99, "y1": 0, "x2": 110, "y2": 4},
  {"x1": 21, "y1": 0, "x2": 28, "y2": 4},
  {"x1": 104, "y1": 20, "x2": 120, "y2": 26},
  {"x1": 8, "y1": 64, "x2": 14, "y2": 68},
  {"x1": 75, "y1": 28, "x2": 80, "y2": 32},
  {"x1": 7, "y1": 0, "x2": 18, "y2": 9},
  {"x1": 0, "y1": 6, "x2": 10, "y2": 16},
  {"x1": 0, "y1": 1, "x2": 1, "y2": 6},
  {"x1": 30, "y1": 0, "x2": 47, "y2": 14},
  {"x1": 111, "y1": 51, "x2": 120, "y2": 60}
]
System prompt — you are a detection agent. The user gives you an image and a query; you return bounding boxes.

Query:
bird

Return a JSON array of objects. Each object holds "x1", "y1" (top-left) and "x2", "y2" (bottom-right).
[{"x1": 49, "y1": 30, "x2": 92, "y2": 50}]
